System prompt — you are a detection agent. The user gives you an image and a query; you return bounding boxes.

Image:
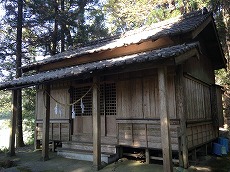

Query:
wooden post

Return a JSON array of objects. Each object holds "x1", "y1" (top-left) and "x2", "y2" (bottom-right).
[
  {"x1": 145, "y1": 148, "x2": 150, "y2": 164},
  {"x1": 93, "y1": 76, "x2": 101, "y2": 170},
  {"x1": 42, "y1": 84, "x2": 50, "y2": 161},
  {"x1": 175, "y1": 65, "x2": 189, "y2": 168},
  {"x1": 158, "y1": 67, "x2": 173, "y2": 172},
  {"x1": 9, "y1": 90, "x2": 18, "y2": 156}
]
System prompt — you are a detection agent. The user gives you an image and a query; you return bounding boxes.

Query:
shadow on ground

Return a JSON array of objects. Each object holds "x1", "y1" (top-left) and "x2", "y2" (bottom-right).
[{"x1": 1, "y1": 146, "x2": 230, "y2": 172}]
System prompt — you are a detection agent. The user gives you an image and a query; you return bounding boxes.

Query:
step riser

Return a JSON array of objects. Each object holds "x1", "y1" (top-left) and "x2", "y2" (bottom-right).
[
  {"x1": 72, "y1": 135, "x2": 117, "y2": 145},
  {"x1": 62, "y1": 143, "x2": 116, "y2": 154},
  {"x1": 57, "y1": 151, "x2": 118, "y2": 164}
]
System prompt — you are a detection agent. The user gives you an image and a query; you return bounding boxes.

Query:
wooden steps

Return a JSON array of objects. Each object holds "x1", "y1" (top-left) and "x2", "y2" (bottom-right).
[
  {"x1": 57, "y1": 141, "x2": 119, "y2": 164},
  {"x1": 62, "y1": 141, "x2": 117, "y2": 154}
]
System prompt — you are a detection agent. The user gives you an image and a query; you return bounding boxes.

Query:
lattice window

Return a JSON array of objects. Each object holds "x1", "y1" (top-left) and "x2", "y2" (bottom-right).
[
  {"x1": 72, "y1": 83, "x2": 116, "y2": 116},
  {"x1": 100, "y1": 83, "x2": 116, "y2": 116},
  {"x1": 73, "y1": 86, "x2": 92, "y2": 116}
]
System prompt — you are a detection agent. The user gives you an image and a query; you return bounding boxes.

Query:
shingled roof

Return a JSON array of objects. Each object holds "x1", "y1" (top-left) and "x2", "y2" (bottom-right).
[
  {"x1": 0, "y1": 10, "x2": 226, "y2": 90},
  {"x1": 22, "y1": 10, "x2": 211, "y2": 72},
  {"x1": 0, "y1": 42, "x2": 199, "y2": 90}
]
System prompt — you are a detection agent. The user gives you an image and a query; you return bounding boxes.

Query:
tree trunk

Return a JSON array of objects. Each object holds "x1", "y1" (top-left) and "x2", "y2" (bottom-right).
[
  {"x1": 76, "y1": 1, "x2": 87, "y2": 43},
  {"x1": 16, "y1": 0, "x2": 24, "y2": 147},
  {"x1": 60, "y1": 0, "x2": 65, "y2": 52},
  {"x1": 51, "y1": 0, "x2": 58, "y2": 55}
]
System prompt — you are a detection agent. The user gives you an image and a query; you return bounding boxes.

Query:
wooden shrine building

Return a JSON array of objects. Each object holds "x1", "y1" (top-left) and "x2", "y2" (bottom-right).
[{"x1": 0, "y1": 10, "x2": 226, "y2": 171}]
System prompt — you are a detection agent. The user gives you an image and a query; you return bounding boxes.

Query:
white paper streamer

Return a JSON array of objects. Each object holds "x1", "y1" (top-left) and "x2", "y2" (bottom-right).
[
  {"x1": 80, "y1": 98, "x2": 85, "y2": 114},
  {"x1": 54, "y1": 103, "x2": 58, "y2": 115},
  {"x1": 54, "y1": 103, "x2": 62, "y2": 117},
  {"x1": 72, "y1": 105, "x2": 75, "y2": 119}
]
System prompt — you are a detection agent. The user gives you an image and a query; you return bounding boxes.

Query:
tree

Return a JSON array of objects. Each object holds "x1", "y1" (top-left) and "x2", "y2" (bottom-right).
[
  {"x1": 25, "y1": 0, "x2": 108, "y2": 56},
  {"x1": 0, "y1": 0, "x2": 26, "y2": 147},
  {"x1": 15, "y1": 0, "x2": 24, "y2": 147}
]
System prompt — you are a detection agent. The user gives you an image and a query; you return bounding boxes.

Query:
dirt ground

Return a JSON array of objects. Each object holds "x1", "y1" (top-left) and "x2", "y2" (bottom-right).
[{"x1": 1, "y1": 146, "x2": 230, "y2": 172}]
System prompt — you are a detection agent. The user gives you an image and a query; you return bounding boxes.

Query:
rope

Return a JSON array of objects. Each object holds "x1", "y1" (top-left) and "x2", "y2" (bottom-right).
[{"x1": 43, "y1": 83, "x2": 98, "y2": 107}]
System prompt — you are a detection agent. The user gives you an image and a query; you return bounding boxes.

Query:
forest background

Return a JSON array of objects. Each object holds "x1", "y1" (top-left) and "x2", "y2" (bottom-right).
[{"x1": 0, "y1": 0, "x2": 229, "y2": 149}]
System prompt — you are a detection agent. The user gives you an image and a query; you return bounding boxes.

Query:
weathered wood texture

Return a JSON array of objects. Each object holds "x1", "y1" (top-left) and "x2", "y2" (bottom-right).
[
  {"x1": 71, "y1": 134, "x2": 117, "y2": 145},
  {"x1": 36, "y1": 88, "x2": 70, "y2": 120},
  {"x1": 175, "y1": 66, "x2": 188, "y2": 168},
  {"x1": 42, "y1": 85, "x2": 50, "y2": 161},
  {"x1": 211, "y1": 85, "x2": 224, "y2": 127},
  {"x1": 158, "y1": 67, "x2": 173, "y2": 171},
  {"x1": 92, "y1": 76, "x2": 101, "y2": 170},
  {"x1": 116, "y1": 74, "x2": 176, "y2": 119},
  {"x1": 183, "y1": 54, "x2": 215, "y2": 84},
  {"x1": 36, "y1": 86, "x2": 71, "y2": 143},
  {"x1": 117, "y1": 120, "x2": 179, "y2": 150},
  {"x1": 73, "y1": 115, "x2": 116, "y2": 136},
  {"x1": 184, "y1": 76, "x2": 212, "y2": 120},
  {"x1": 186, "y1": 121, "x2": 218, "y2": 149},
  {"x1": 36, "y1": 121, "x2": 70, "y2": 141}
]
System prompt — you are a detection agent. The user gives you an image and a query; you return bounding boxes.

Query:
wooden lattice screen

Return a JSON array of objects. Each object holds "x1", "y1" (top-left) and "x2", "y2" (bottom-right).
[{"x1": 73, "y1": 83, "x2": 116, "y2": 116}]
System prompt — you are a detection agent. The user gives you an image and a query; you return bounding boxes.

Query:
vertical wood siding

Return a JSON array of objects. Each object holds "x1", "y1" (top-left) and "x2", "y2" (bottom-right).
[
  {"x1": 184, "y1": 77, "x2": 211, "y2": 120},
  {"x1": 36, "y1": 87, "x2": 71, "y2": 142},
  {"x1": 116, "y1": 72, "x2": 178, "y2": 149},
  {"x1": 187, "y1": 122, "x2": 218, "y2": 149},
  {"x1": 117, "y1": 121, "x2": 179, "y2": 150},
  {"x1": 117, "y1": 75, "x2": 176, "y2": 119}
]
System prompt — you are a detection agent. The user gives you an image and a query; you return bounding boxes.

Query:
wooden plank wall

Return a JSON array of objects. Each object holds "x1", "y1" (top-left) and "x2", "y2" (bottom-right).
[
  {"x1": 36, "y1": 88, "x2": 70, "y2": 120},
  {"x1": 183, "y1": 55, "x2": 215, "y2": 84},
  {"x1": 184, "y1": 76, "x2": 212, "y2": 120},
  {"x1": 186, "y1": 122, "x2": 218, "y2": 149},
  {"x1": 36, "y1": 122, "x2": 70, "y2": 141},
  {"x1": 116, "y1": 70, "x2": 178, "y2": 150},
  {"x1": 117, "y1": 74, "x2": 176, "y2": 119},
  {"x1": 117, "y1": 120, "x2": 180, "y2": 150},
  {"x1": 36, "y1": 83, "x2": 71, "y2": 142},
  {"x1": 215, "y1": 86, "x2": 224, "y2": 127}
]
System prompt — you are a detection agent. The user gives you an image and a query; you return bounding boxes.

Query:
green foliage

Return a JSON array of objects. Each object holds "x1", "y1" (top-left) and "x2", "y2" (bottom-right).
[
  {"x1": 0, "y1": 146, "x2": 9, "y2": 154},
  {"x1": 0, "y1": 91, "x2": 11, "y2": 119},
  {"x1": 215, "y1": 69, "x2": 230, "y2": 87},
  {"x1": 104, "y1": 0, "x2": 212, "y2": 34},
  {"x1": 22, "y1": 88, "x2": 36, "y2": 145}
]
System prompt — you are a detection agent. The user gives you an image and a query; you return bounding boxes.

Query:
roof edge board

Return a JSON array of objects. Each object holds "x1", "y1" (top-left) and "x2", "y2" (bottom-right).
[
  {"x1": 174, "y1": 48, "x2": 200, "y2": 64},
  {"x1": 191, "y1": 16, "x2": 212, "y2": 39},
  {"x1": 210, "y1": 19, "x2": 227, "y2": 69},
  {"x1": 38, "y1": 37, "x2": 175, "y2": 72}
]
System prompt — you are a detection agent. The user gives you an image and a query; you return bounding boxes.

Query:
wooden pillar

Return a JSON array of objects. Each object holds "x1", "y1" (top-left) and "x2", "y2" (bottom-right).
[
  {"x1": 42, "y1": 84, "x2": 50, "y2": 161},
  {"x1": 158, "y1": 67, "x2": 173, "y2": 172},
  {"x1": 93, "y1": 76, "x2": 101, "y2": 170},
  {"x1": 175, "y1": 65, "x2": 189, "y2": 168},
  {"x1": 145, "y1": 148, "x2": 150, "y2": 164},
  {"x1": 9, "y1": 90, "x2": 18, "y2": 156}
]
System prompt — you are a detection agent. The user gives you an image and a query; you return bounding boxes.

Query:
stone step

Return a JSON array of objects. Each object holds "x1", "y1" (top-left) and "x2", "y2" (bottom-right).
[
  {"x1": 57, "y1": 148, "x2": 119, "y2": 164},
  {"x1": 62, "y1": 141, "x2": 117, "y2": 154}
]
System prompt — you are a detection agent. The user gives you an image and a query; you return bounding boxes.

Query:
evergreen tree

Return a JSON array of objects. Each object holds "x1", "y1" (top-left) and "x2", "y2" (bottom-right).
[{"x1": 15, "y1": 0, "x2": 24, "y2": 147}]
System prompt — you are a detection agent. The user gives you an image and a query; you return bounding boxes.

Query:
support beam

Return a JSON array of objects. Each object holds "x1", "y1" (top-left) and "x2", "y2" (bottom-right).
[
  {"x1": 9, "y1": 90, "x2": 18, "y2": 156},
  {"x1": 42, "y1": 84, "x2": 50, "y2": 161},
  {"x1": 93, "y1": 76, "x2": 101, "y2": 170},
  {"x1": 175, "y1": 65, "x2": 189, "y2": 168},
  {"x1": 145, "y1": 148, "x2": 150, "y2": 164},
  {"x1": 158, "y1": 67, "x2": 173, "y2": 172}
]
